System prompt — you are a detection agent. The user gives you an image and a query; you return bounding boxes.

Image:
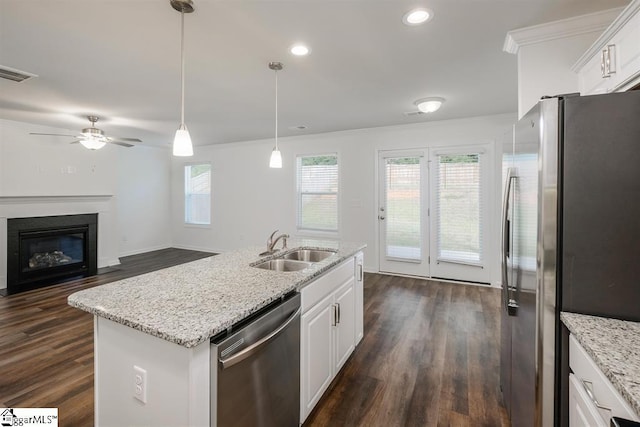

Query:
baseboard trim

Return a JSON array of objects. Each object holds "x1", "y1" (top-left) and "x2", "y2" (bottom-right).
[
  {"x1": 377, "y1": 271, "x2": 493, "y2": 288},
  {"x1": 171, "y1": 243, "x2": 227, "y2": 254},
  {"x1": 118, "y1": 244, "x2": 172, "y2": 258}
]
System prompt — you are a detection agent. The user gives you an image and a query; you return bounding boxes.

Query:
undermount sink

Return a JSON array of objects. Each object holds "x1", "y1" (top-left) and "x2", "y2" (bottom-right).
[
  {"x1": 254, "y1": 259, "x2": 312, "y2": 272},
  {"x1": 282, "y1": 249, "x2": 336, "y2": 262}
]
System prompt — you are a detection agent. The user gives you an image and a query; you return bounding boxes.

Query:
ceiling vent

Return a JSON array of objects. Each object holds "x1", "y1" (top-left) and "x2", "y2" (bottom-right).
[{"x1": 0, "y1": 65, "x2": 38, "y2": 83}]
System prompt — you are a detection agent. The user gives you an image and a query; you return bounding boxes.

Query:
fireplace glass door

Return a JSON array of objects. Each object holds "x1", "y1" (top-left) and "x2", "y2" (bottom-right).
[{"x1": 21, "y1": 228, "x2": 87, "y2": 273}]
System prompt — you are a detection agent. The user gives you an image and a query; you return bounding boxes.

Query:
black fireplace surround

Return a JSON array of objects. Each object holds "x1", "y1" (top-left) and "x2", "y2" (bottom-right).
[{"x1": 6, "y1": 214, "x2": 98, "y2": 295}]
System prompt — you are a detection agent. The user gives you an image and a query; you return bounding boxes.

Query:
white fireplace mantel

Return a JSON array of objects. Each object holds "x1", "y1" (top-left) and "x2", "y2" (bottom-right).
[
  {"x1": 0, "y1": 195, "x2": 113, "y2": 203},
  {"x1": 0, "y1": 194, "x2": 120, "y2": 290}
]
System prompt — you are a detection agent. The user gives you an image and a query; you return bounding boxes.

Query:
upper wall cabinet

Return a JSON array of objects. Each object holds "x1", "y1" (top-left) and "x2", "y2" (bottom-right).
[{"x1": 573, "y1": 0, "x2": 640, "y2": 95}]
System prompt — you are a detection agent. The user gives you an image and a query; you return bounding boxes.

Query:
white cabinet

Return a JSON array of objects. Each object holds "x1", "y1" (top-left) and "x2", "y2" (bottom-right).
[
  {"x1": 579, "y1": 47, "x2": 617, "y2": 95},
  {"x1": 300, "y1": 255, "x2": 359, "y2": 423},
  {"x1": 575, "y1": 0, "x2": 640, "y2": 95},
  {"x1": 569, "y1": 373, "x2": 607, "y2": 427},
  {"x1": 301, "y1": 292, "x2": 335, "y2": 417},
  {"x1": 355, "y1": 251, "x2": 364, "y2": 344},
  {"x1": 334, "y1": 279, "x2": 356, "y2": 371},
  {"x1": 568, "y1": 334, "x2": 639, "y2": 426},
  {"x1": 614, "y1": 9, "x2": 640, "y2": 89}
]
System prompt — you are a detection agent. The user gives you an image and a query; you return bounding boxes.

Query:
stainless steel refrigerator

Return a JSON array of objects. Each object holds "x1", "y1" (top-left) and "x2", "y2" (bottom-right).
[{"x1": 500, "y1": 90, "x2": 640, "y2": 427}]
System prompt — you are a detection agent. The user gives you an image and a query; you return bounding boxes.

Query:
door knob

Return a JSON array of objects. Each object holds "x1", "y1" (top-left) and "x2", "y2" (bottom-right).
[{"x1": 378, "y1": 215, "x2": 385, "y2": 220}]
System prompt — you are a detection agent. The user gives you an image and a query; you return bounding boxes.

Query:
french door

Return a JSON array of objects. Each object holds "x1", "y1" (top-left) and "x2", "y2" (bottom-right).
[
  {"x1": 429, "y1": 147, "x2": 490, "y2": 283},
  {"x1": 378, "y1": 150, "x2": 430, "y2": 277}
]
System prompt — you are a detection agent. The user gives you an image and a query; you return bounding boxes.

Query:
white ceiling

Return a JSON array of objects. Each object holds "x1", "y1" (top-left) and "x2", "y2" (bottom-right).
[{"x1": 0, "y1": 0, "x2": 630, "y2": 148}]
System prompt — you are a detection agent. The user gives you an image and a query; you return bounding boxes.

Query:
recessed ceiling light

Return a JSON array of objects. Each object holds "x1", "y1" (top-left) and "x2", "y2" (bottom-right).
[
  {"x1": 415, "y1": 97, "x2": 445, "y2": 113},
  {"x1": 290, "y1": 44, "x2": 310, "y2": 56},
  {"x1": 403, "y1": 8, "x2": 433, "y2": 26}
]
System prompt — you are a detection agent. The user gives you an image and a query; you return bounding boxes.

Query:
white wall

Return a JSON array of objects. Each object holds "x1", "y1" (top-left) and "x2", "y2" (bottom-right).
[
  {"x1": 0, "y1": 119, "x2": 118, "y2": 196},
  {"x1": 116, "y1": 145, "x2": 172, "y2": 257},
  {"x1": 171, "y1": 113, "x2": 516, "y2": 286},
  {"x1": 0, "y1": 119, "x2": 171, "y2": 277},
  {"x1": 516, "y1": 33, "x2": 603, "y2": 117}
]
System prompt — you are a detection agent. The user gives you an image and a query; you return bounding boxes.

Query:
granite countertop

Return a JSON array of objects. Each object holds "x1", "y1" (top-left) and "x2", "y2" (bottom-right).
[
  {"x1": 68, "y1": 240, "x2": 365, "y2": 348},
  {"x1": 561, "y1": 312, "x2": 640, "y2": 417}
]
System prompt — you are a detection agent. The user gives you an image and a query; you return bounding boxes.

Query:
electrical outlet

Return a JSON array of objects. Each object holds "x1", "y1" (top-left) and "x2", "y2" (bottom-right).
[{"x1": 133, "y1": 365, "x2": 147, "y2": 404}]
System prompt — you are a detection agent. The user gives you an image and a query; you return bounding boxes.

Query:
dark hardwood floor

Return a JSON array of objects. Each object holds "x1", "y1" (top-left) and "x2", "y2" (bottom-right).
[
  {"x1": 305, "y1": 273, "x2": 510, "y2": 427},
  {"x1": 0, "y1": 248, "x2": 213, "y2": 427},
  {"x1": 1, "y1": 250, "x2": 509, "y2": 427}
]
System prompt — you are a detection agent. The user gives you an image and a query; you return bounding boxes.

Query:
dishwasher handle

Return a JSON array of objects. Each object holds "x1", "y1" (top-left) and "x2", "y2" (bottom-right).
[{"x1": 219, "y1": 307, "x2": 301, "y2": 370}]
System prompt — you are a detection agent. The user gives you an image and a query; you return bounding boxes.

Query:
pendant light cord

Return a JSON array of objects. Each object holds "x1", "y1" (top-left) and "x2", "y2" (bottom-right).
[
  {"x1": 275, "y1": 69, "x2": 278, "y2": 150},
  {"x1": 180, "y1": 10, "x2": 186, "y2": 125}
]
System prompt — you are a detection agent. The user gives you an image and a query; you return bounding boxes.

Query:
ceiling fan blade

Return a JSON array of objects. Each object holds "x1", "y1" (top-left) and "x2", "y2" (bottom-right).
[
  {"x1": 109, "y1": 141, "x2": 135, "y2": 148},
  {"x1": 30, "y1": 132, "x2": 79, "y2": 137},
  {"x1": 110, "y1": 137, "x2": 142, "y2": 142}
]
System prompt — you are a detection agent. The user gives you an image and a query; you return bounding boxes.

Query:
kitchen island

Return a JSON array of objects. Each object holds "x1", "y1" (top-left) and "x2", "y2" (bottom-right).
[{"x1": 68, "y1": 240, "x2": 365, "y2": 427}]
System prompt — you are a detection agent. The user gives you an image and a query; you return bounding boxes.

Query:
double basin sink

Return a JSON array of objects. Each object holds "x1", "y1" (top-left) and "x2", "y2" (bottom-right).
[{"x1": 253, "y1": 248, "x2": 336, "y2": 272}]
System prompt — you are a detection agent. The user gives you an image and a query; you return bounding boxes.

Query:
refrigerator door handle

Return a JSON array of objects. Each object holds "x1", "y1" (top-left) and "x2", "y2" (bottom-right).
[{"x1": 502, "y1": 168, "x2": 518, "y2": 316}]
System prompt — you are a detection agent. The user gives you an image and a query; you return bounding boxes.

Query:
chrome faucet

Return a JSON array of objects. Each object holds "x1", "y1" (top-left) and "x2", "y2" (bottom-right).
[{"x1": 261, "y1": 229, "x2": 289, "y2": 255}]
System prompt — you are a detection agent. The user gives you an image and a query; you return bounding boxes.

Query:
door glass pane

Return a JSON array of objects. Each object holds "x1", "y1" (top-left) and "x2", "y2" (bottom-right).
[
  {"x1": 436, "y1": 153, "x2": 481, "y2": 264},
  {"x1": 385, "y1": 157, "x2": 421, "y2": 260}
]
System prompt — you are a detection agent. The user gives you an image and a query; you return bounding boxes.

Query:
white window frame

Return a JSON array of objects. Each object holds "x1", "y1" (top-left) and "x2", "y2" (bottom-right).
[
  {"x1": 295, "y1": 153, "x2": 340, "y2": 236},
  {"x1": 184, "y1": 162, "x2": 212, "y2": 227}
]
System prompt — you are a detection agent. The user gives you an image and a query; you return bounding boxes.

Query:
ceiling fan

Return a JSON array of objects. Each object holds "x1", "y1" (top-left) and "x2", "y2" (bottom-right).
[{"x1": 30, "y1": 115, "x2": 141, "y2": 150}]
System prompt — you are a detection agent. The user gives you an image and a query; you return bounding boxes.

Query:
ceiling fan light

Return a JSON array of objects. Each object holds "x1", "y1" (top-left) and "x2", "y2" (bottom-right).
[
  {"x1": 173, "y1": 125, "x2": 194, "y2": 156},
  {"x1": 269, "y1": 147, "x2": 282, "y2": 168},
  {"x1": 415, "y1": 97, "x2": 445, "y2": 113},
  {"x1": 80, "y1": 138, "x2": 106, "y2": 150}
]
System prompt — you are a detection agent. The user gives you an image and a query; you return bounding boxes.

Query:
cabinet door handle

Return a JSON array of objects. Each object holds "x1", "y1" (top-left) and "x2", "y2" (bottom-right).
[
  {"x1": 581, "y1": 379, "x2": 612, "y2": 413},
  {"x1": 337, "y1": 303, "x2": 341, "y2": 324},
  {"x1": 606, "y1": 44, "x2": 616, "y2": 75},
  {"x1": 332, "y1": 304, "x2": 337, "y2": 326},
  {"x1": 601, "y1": 49, "x2": 607, "y2": 77},
  {"x1": 358, "y1": 263, "x2": 364, "y2": 281}
]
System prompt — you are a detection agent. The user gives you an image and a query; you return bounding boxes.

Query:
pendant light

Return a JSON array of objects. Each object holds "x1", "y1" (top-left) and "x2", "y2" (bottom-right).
[
  {"x1": 171, "y1": 0, "x2": 194, "y2": 157},
  {"x1": 269, "y1": 61, "x2": 283, "y2": 168}
]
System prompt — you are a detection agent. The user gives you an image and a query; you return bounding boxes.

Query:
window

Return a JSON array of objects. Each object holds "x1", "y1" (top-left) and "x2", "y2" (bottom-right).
[
  {"x1": 384, "y1": 156, "x2": 422, "y2": 260},
  {"x1": 184, "y1": 164, "x2": 211, "y2": 225},
  {"x1": 296, "y1": 154, "x2": 338, "y2": 232},
  {"x1": 435, "y1": 153, "x2": 483, "y2": 265}
]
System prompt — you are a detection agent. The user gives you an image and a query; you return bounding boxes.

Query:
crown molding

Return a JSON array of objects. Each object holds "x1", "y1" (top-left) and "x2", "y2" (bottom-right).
[{"x1": 503, "y1": 7, "x2": 625, "y2": 55}]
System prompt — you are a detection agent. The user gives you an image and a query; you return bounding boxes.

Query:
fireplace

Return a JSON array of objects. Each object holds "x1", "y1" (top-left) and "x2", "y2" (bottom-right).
[{"x1": 6, "y1": 214, "x2": 97, "y2": 295}]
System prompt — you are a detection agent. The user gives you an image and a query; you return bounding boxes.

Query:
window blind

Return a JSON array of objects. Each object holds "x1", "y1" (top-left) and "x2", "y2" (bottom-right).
[
  {"x1": 185, "y1": 164, "x2": 211, "y2": 225},
  {"x1": 297, "y1": 155, "x2": 338, "y2": 232},
  {"x1": 436, "y1": 153, "x2": 482, "y2": 265},
  {"x1": 384, "y1": 157, "x2": 421, "y2": 260}
]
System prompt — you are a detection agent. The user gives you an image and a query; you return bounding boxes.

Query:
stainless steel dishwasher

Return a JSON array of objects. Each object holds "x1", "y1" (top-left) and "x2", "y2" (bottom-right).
[{"x1": 211, "y1": 292, "x2": 300, "y2": 427}]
